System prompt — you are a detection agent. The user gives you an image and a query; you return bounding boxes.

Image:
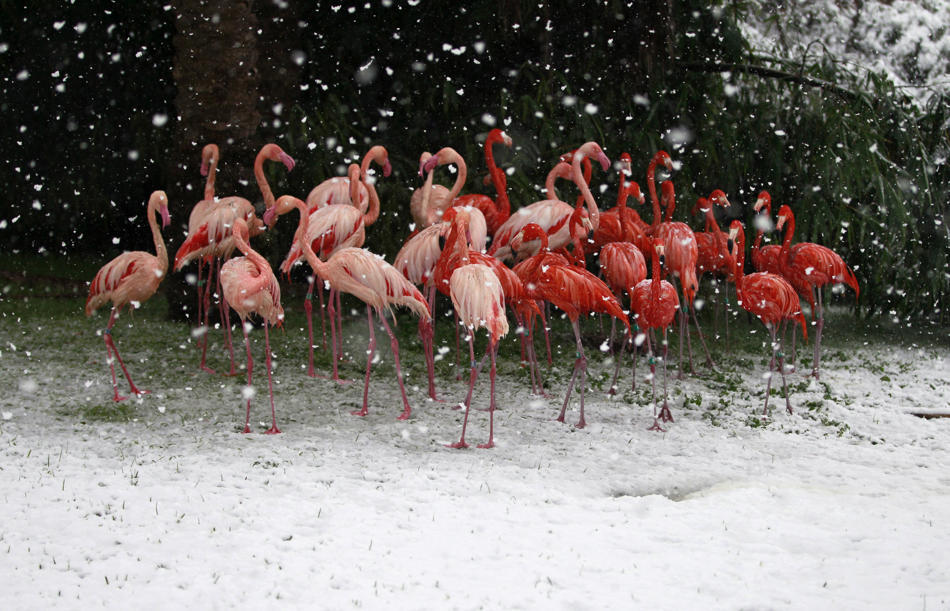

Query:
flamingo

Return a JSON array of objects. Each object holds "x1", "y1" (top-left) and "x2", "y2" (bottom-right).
[
  {"x1": 85, "y1": 191, "x2": 171, "y2": 401},
  {"x1": 187, "y1": 143, "x2": 222, "y2": 372},
  {"x1": 266, "y1": 166, "x2": 381, "y2": 378},
  {"x1": 453, "y1": 129, "x2": 514, "y2": 236},
  {"x1": 775, "y1": 204, "x2": 860, "y2": 379},
  {"x1": 409, "y1": 152, "x2": 453, "y2": 229},
  {"x1": 219, "y1": 217, "x2": 284, "y2": 434},
  {"x1": 642, "y1": 154, "x2": 713, "y2": 373},
  {"x1": 692, "y1": 190, "x2": 735, "y2": 339},
  {"x1": 728, "y1": 220, "x2": 808, "y2": 415},
  {"x1": 489, "y1": 141, "x2": 609, "y2": 262},
  {"x1": 174, "y1": 143, "x2": 295, "y2": 375},
  {"x1": 446, "y1": 262, "x2": 509, "y2": 449},
  {"x1": 585, "y1": 153, "x2": 649, "y2": 257},
  {"x1": 630, "y1": 238, "x2": 680, "y2": 431},
  {"x1": 304, "y1": 145, "x2": 391, "y2": 214},
  {"x1": 751, "y1": 191, "x2": 783, "y2": 275},
  {"x1": 599, "y1": 240, "x2": 647, "y2": 355},
  {"x1": 279, "y1": 195, "x2": 431, "y2": 420}
]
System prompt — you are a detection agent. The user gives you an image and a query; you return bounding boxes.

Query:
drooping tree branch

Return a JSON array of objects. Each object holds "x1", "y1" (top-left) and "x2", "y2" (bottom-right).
[{"x1": 678, "y1": 60, "x2": 862, "y2": 102}]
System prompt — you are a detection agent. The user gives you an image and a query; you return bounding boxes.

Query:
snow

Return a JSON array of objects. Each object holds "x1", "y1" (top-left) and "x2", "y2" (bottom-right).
[
  {"x1": 741, "y1": 0, "x2": 950, "y2": 107},
  {"x1": 1, "y1": 303, "x2": 949, "y2": 609}
]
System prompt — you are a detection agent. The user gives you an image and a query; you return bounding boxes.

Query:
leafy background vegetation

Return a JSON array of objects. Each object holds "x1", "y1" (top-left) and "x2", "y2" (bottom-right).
[{"x1": 1, "y1": 1, "x2": 947, "y2": 325}]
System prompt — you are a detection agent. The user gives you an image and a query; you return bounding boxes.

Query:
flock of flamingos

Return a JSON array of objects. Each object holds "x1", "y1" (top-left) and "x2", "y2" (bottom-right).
[{"x1": 84, "y1": 131, "x2": 860, "y2": 448}]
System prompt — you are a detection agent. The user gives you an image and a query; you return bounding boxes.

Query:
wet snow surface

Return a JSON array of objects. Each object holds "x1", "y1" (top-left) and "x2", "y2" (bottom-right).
[{"x1": 1, "y1": 306, "x2": 949, "y2": 609}]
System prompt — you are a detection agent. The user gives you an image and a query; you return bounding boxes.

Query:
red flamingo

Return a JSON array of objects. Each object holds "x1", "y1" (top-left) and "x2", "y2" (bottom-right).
[
  {"x1": 751, "y1": 191, "x2": 783, "y2": 275},
  {"x1": 775, "y1": 204, "x2": 860, "y2": 379},
  {"x1": 516, "y1": 231, "x2": 630, "y2": 428},
  {"x1": 86, "y1": 191, "x2": 171, "y2": 401},
  {"x1": 219, "y1": 217, "x2": 284, "y2": 434},
  {"x1": 446, "y1": 262, "x2": 509, "y2": 449},
  {"x1": 304, "y1": 145, "x2": 391, "y2": 214},
  {"x1": 630, "y1": 238, "x2": 680, "y2": 431},
  {"x1": 174, "y1": 143, "x2": 295, "y2": 375},
  {"x1": 266, "y1": 166, "x2": 381, "y2": 378},
  {"x1": 692, "y1": 190, "x2": 735, "y2": 339},
  {"x1": 280, "y1": 195, "x2": 431, "y2": 420},
  {"x1": 489, "y1": 141, "x2": 609, "y2": 262},
  {"x1": 599, "y1": 240, "x2": 647, "y2": 355},
  {"x1": 585, "y1": 153, "x2": 649, "y2": 257},
  {"x1": 453, "y1": 129, "x2": 514, "y2": 236},
  {"x1": 728, "y1": 220, "x2": 808, "y2": 415},
  {"x1": 644, "y1": 160, "x2": 714, "y2": 373}
]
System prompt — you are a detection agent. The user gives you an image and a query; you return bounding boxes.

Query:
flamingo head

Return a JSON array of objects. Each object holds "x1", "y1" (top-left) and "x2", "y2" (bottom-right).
[
  {"x1": 753, "y1": 190, "x2": 772, "y2": 215},
  {"x1": 653, "y1": 150, "x2": 673, "y2": 172},
  {"x1": 149, "y1": 191, "x2": 171, "y2": 228},
  {"x1": 775, "y1": 204, "x2": 793, "y2": 231},
  {"x1": 652, "y1": 238, "x2": 667, "y2": 267},
  {"x1": 692, "y1": 197, "x2": 711, "y2": 216},
  {"x1": 618, "y1": 152, "x2": 633, "y2": 176},
  {"x1": 627, "y1": 181, "x2": 645, "y2": 205},
  {"x1": 709, "y1": 189, "x2": 730, "y2": 208},
  {"x1": 488, "y1": 128, "x2": 513, "y2": 149},
  {"x1": 200, "y1": 144, "x2": 218, "y2": 177},
  {"x1": 727, "y1": 220, "x2": 744, "y2": 257},
  {"x1": 417, "y1": 152, "x2": 433, "y2": 177},
  {"x1": 263, "y1": 144, "x2": 295, "y2": 172},
  {"x1": 511, "y1": 223, "x2": 548, "y2": 259},
  {"x1": 422, "y1": 153, "x2": 440, "y2": 175}
]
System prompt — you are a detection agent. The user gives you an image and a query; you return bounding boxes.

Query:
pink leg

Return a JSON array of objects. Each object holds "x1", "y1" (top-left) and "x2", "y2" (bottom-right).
[
  {"x1": 379, "y1": 314, "x2": 413, "y2": 420},
  {"x1": 352, "y1": 307, "x2": 377, "y2": 417},
  {"x1": 103, "y1": 308, "x2": 128, "y2": 402},
  {"x1": 658, "y1": 330, "x2": 674, "y2": 423},
  {"x1": 454, "y1": 310, "x2": 463, "y2": 380},
  {"x1": 419, "y1": 286, "x2": 442, "y2": 401},
  {"x1": 335, "y1": 289, "x2": 345, "y2": 362},
  {"x1": 646, "y1": 333, "x2": 665, "y2": 432},
  {"x1": 811, "y1": 287, "x2": 824, "y2": 379},
  {"x1": 103, "y1": 308, "x2": 148, "y2": 399},
  {"x1": 241, "y1": 322, "x2": 253, "y2": 434},
  {"x1": 263, "y1": 324, "x2": 280, "y2": 434},
  {"x1": 477, "y1": 340, "x2": 498, "y2": 449},
  {"x1": 690, "y1": 303, "x2": 716, "y2": 369},
  {"x1": 198, "y1": 260, "x2": 216, "y2": 374},
  {"x1": 448, "y1": 335, "x2": 479, "y2": 449},
  {"x1": 320, "y1": 288, "x2": 350, "y2": 383},
  {"x1": 609, "y1": 326, "x2": 631, "y2": 395},
  {"x1": 556, "y1": 319, "x2": 588, "y2": 428},
  {"x1": 217, "y1": 259, "x2": 238, "y2": 376},
  {"x1": 542, "y1": 302, "x2": 553, "y2": 365},
  {"x1": 304, "y1": 278, "x2": 317, "y2": 377}
]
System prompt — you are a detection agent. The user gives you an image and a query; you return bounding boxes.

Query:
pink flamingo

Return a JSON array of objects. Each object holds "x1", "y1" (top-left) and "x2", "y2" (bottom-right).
[
  {"x1": 279, "y1": 195, "x2": 431, "y2": 419},
  {"x1": 304, "y1": 145, "x2": 391, "y2": 214},
  {"x1": 630, "y1": 238, "x2": 680, "y2": 430},
  {"x1": 219, "y1": 217, "x2": 284, "y2": 434},
  {"x1": 418, "y1": 147, "x2": 490, "y2": 244},
  {"x1": 269, "y1": 164, "x2": 381, "y2": 378},
  {"x1": 775, "y1": 204, "x2": 860, "y2": 379},
  {"x1": 489, "y1": 141, "x2": 609, "y2": 262},
  {"x1": 188, "y1": 143, "x2": 221, "y2": 349},
  {"x1": 728, "y1": 220, "x2": 808, "y2": 415},
  {"x1": 446, "y1": 262, "x2": 509, "y2": 449},
  {"x1": 85, "y1": 191, "x2": 171, "y2": 401},
  {"x1": 409, "y1": 152, "x2": 454, "y2": 229},
  {"x1": 174, "y1": 143, "x2": 295, "y2": 375}
]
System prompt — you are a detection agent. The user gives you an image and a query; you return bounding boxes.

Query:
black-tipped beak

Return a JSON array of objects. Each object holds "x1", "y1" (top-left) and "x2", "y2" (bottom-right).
[
  {"x1": 438, "y1": 235, "x2": 447, "y2": 251},
  {"x1": 658, "y1": 254, "x2": 666, "y2": 267}
]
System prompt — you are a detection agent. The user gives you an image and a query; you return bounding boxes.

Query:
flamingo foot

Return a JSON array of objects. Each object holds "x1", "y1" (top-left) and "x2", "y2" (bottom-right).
[
  {"x1": 263, "y1": 425, "x2": 281, "y2": 435},
  {"x1": 658, "y1": 403, "x2": 674, "y2": 423},
  {"x1": 446, "y1": 440, "x2": 469, "y2": 449},
  {"x1": 242, "y1": 424, "x2": 252, "y2": 434},
  {"x1": 647, "y1": 418, "x2": 666, "y2": 432},
  {"x1": 575, "y1": 418, "x2": 586, "y2": 429},
  {"x1": 477, "y1": 440, "x2": 495, "y2": 449},
  {"x1": 786, "y1": 404, "x2": 794, "y2": 415},
  {"x1": 452, "y1": 402, "x2": 464, "y2": 411},
  {"x1": 396, "y1": 409, "x2": 411, "y2": 421},
  {"x1": 350, "y1": 408, "x2": 369, "y2": 417},
  {"x1": 112, "y1": 393, "x2": 129, "y2": 402},
  {"x1": 222, "y1": 369, "x2": 240, "y2": 378},
  {"x1": 555, "y1": 415, "x2": 566, "y2": 424}
]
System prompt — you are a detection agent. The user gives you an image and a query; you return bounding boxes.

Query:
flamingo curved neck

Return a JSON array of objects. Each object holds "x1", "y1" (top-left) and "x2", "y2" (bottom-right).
[
  {"x1": 149, "y1": 198, "x2": 168, "y2": 273},
  {"x1": 780, "y1": 211, "x2": 796, "y2": 257},
  {"x1": 647, "y1": 159, "x2": 662, "y2": 227},
  {"x1": 446, "y1": 152, "x2": 467, "y2": 202},
  {"x1": 203, "y1": 146, "x2": 219, "y2": 201},
  {"x1": 571, "y1": 150, "x2": 600, "y2": 231}
]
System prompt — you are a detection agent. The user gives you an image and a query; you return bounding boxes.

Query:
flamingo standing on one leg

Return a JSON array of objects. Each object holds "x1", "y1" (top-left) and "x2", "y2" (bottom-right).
[
  {"x1": 278, "y1": 195, "x2": 431, "y2": 419},
  {"x1": 775, "y1": 204, "x2": 860, "y2": 379},
  {"x1": 219, "y1": 218, "x2": 284, "y2": 434},
  {"x1": 85, "y1": 191, "x2": 171, "y2": 401},
  {"x1": 174, "y1": 143, "x2": 295, "y2": 375},
  {"x1": 727, "y1": 221, "x2": 808, "y2": 416},
  {"x1": 630, "y1": 238, "x2": 680, "y2": 430},
  {"x1": 599, "y1": 240, "x2": 647, "y2": 360}
]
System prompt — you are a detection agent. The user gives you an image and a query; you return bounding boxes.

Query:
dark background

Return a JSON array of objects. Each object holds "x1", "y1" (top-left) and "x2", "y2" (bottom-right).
[{"x1": 1, "y1": 1, "x2": 947, "y2": 323}]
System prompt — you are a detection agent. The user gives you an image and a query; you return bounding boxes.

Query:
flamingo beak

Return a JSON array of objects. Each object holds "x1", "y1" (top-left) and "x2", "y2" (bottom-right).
[
  {"x1": 279, "y1": 152, "x2": 296, "y2": 172},
  {"x1": 263, "y1": 206, "x2": 276, "y2": 227},
  {"x1": 382, "y1": 160, "x2": 393, "y2": 177},
  {"x1": 777, "y1": 215, "x2": 787, "y2": 230},
  {"x1": 160, "y1": 205, "x2": 170, "y2": 228}
]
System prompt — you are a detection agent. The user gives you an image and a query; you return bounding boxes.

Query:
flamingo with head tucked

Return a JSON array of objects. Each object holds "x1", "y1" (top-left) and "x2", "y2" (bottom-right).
[
  {"x1": 86, "y1": 191, "x2": 171, "y2": 401},
  {"x1": 728, "y1": 220, "x2": 808, "y2": 416}
]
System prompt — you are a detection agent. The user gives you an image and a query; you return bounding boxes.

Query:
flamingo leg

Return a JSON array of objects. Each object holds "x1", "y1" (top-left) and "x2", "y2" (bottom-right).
[
  {"x1": 104, "y1": 308, "x2": 148, "y2": 399},
  {"x1": 811, "y1": 287, "x2": 824, "y2": 379},
  {"x1": 454, "y1": 310, "x2": 463, "y2": 380},
  {"x1": 608, "y1": 326, "x2": 630, "y2": 396},
  {"x1": 335, "y1": 289, "x2": 345, "y2": 362},
  {"x1": 645, "y1": 333, "x2": 665, "y2": 432},
  {"x1": 477, "y1": 340, "x2": 498, "y2": 449},
  {"x1": 777, "y1": 328, "x2": 793, "y2": 415},
  {"x1": 304, "y1": 277, "x2": 317, "y2": 377},
  {"x1": 556, "y1": 319, "x2": 588, "y2": 428},
  {"x1": 690, "y1": 302, "x2": 716, "y2": 370},
  {"x1": 217, "y1": 259, "x2": 238, "y2": 377},
  {"x1": 379, "y1": 313, "x2": 413, "y2": 420},
  {"x1": 241, "y1": 321, "x2": 253, "y2": 434},
  {"x1": 352, "y1": 306, "x2": 377, "y2": 417},
  {"x1": 198, "y1": 259, "x2": 216, "y2": 374},
  {"x1": 657, "y1": 331, "x2": 674, "y2": 423},
  {"x1": 448, "y1": 333, "x2": 478, "y2": 449},
  {"x1": 322, "y1": 288, "x2": 349, "y2": 383},
  {"x1": 763, "y1": 325, "x2": 778, "y2": 417},
  {"x1": 543, "y1": 301, "x2": 553, "y2": 365},
  {"x1": 419, "y1": 286, "x2": 442, "y2": 401},
  {"x1": 102, "y1": 308, "x2": 128, "y2": 401},
  {"x1": 262, "y1": 324, "x2": 280, "y2": 434}
]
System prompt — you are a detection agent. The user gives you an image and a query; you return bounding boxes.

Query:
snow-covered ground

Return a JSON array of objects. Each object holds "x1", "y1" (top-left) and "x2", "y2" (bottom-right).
[{"x1": 1, "y1": 298, "x2": 948, "y2": 609}]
